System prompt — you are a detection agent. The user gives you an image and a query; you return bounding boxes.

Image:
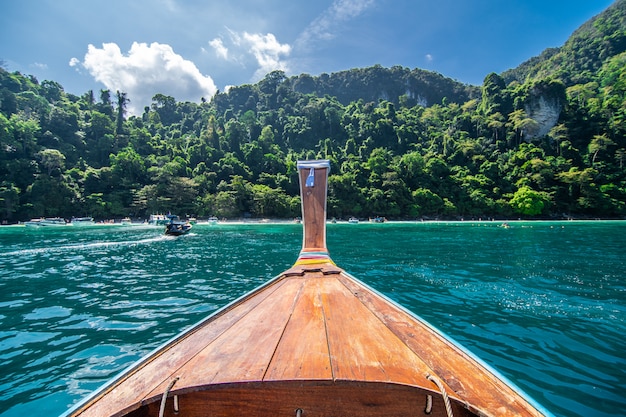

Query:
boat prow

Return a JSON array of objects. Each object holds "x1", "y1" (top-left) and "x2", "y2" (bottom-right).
[{"x1": 63, "y1": 160, "x2": 553, "y2": 417}]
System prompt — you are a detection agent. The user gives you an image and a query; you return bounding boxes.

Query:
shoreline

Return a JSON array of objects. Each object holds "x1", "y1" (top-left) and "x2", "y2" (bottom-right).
[{"x1": 3, "y1": 217, "x2": 626, "y2": 228}]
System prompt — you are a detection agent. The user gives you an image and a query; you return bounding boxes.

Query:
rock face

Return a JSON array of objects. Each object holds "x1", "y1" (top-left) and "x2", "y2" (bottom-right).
[{"x1": 525, "y1": 96, "x2": 562, "y2": 140}]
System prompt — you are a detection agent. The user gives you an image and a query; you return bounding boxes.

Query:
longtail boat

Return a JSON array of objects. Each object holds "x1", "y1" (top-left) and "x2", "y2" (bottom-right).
[{"x1": 63, "y1": 160, "x2": 553, "y2": 417}]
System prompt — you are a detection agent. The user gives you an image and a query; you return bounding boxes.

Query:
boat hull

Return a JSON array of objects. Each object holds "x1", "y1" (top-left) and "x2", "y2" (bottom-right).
[
  {"x1": 123, "y1": 380, "x2": 476, "y2": 417},
  {"x1": 164, "y1": 222, "x2": 192, "y2": 236},
  {"x1": 24, "y1": 217, "x2": 68, "y2": 227}
]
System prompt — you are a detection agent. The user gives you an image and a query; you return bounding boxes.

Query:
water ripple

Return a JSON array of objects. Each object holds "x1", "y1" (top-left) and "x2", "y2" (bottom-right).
[{"x1": 0, "y1": 222, "x2": 624, "y2": 417}]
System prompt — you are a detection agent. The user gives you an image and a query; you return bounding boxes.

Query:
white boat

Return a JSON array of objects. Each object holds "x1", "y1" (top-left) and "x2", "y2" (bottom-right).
[
  {"x1": 121, "y1": 217, "x2": 132, "y2": 226},
  {"x1": 207, "y1": 216, "x2": 219, "y2": 225},
  {"x1": 71, "y1": 217, "x2": 95, "y2": 226},
  {"x1": 24, "y1": 217, "x2": 69, "y2": 227},
  {"x1": 348, "y1": 216, "x2": 359, "y2": 224},
  {"x1": 147, "y1": 214, "x2": 170, "y2": 226}
]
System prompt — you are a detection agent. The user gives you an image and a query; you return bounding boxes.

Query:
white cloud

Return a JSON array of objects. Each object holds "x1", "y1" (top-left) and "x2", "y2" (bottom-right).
[
  {"x1": 209, "y1": 38, "x2": 229, "y2": 60},
  {"x1": 72, "y1": 42, "x2": 217, "y2": 115},
  {"x1": 296, "y1": 0, "x2": 376, "y2": 49},
  {"x1": 209, "y1": 29, "x2": 291, "y2": 82},
  {"x1": 425, "y1": 54, "x2": 433, "y2": 62},
  {"x1": 31, "y1": 62, "x2": 48, "y2": 70},
  {"x1": 242, "y1": 32, "x2": 291, "y2": 81}
]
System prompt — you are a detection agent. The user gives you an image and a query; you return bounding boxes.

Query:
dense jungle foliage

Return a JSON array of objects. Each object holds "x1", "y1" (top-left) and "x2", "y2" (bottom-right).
[{"x1": 1, "y1": 1, "x2": 625, "y2": 222}]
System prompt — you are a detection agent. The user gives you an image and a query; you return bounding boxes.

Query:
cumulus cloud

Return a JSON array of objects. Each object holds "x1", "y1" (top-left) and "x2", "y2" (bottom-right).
[
  {"x1": 296, "y1": 0, "x2": 375, "y2": 48},
  {"x1": 209, "y1": 38, "x2": 229, "y2": 60},
  {"x1": 209, "y1": 30, "x2": 291, "y2": 82},
  {"x1": 71, "y1": 42, "x2": 217, "y2": 115},
  {"x1": 243, "y1": 32, "x2": 291, "y2": 80},
  {"x1": 425, "y1": 54, "x2": 434, "y2": 62}
]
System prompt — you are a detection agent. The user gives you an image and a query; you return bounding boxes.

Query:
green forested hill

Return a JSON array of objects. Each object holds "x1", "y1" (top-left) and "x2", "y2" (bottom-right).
[
  {"x1": 289, "y1": 65, "x2": 480, "y2": 107},
  {"x1": 0, "y1": 1, "x2": 625, "y2": 222},
  {"x1": 502, "y1": 0, "x2": 626, "y2": 85}
]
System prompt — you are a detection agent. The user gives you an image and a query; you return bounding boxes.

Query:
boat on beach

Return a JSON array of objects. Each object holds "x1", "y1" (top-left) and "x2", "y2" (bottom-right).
[
  {"x1": 148, "y1": 214, "x2": 170, "y2": 226},
  {"x1": 62, "y1": 160, "x2": 553, "y2": 417},
  {"x1": 71, "y1": 217, "x2": 95, "y2": 226},
  {"x1": 24, "y1": 217, "x2": 69, "y2": 227}
]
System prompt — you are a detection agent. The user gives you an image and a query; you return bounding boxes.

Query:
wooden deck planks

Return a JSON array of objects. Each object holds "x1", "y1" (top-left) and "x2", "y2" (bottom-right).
[
  {"x1": 265, "y1": 273, "x2": 333, "y2": 381},
  {"x1": 320, "y1": 273, "x2": 436, "y2": 387},
  {"x1": 169, "y1": 276, "x2": 305, "y2": 388}
]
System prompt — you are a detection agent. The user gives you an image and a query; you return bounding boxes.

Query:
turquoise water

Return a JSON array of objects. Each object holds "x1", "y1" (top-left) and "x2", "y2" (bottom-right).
[{"x1": 0, "y1": 221, "x2": 624, "y2": 417}]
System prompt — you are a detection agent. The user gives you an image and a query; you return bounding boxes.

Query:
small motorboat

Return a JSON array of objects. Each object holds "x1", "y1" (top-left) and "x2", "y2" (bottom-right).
[
  {"x1": 71, "y1": 217, "x2": 95, "y2": 226},
  {"x1": 24, "y1": 217, "x2": 69, "y2": 227},
  {"x1": 62, "y1": 160, "x2": 553, "y2": 417},
  {"x1": 148, "y1": 214, "x2": 170, "y2": 226},
  {"x1": 164, "y1": 215, "x2": 192, "y2": 236}
]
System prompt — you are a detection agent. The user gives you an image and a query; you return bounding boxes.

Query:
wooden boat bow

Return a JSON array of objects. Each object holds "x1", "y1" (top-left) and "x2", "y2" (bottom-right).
[{"x1": 64, "y1": 160, "x2": 553, "y2": 417}]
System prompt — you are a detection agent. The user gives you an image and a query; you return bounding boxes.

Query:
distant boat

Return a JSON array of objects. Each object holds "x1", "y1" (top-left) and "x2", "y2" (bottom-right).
[
  {"x1": 164, "y1": 215, "x2": 192, "y2": 236},
  {"x1": 207, "y1": 216, "x2": 219, "y2": 225},
  {"x1": 121, "y1": 217, "x2": 132, "y2": 226},
  {"x1": 62, "y1": 160, "x2": 553, "y2": 417},
  {"x1": 24, "y1": 217, "x2": 68, "y2": 227},
  {"x1": 370, "y1": 216, "x2": 386, "y2": 223},
  {"x1": 148, "y1": 214, "x2": 170, "y2": 226},
  {"x1": 71, "y1": 217, "x2": 95, "y2": 226},
  {"x1": 348, "y1": 216, "x2": 359, "y2": 223}
]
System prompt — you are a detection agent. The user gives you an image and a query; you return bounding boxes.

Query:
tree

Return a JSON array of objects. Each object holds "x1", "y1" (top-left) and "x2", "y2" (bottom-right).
[
  {"x1": 366, "y1": 147, "x2": 392, "y2": 186},
  {"x1": 509, "y1": 186, "x2": 550, "y2": 216},
  {"x1": 548, "y1": 123, "x2": 569, "y2": 156},
  {"x1": 588, "y1": 133, "x2": 615, "y2": 165},
  {"x1": 0, "y1": 181, "x2": 20, "y2": 220},
  {"x1": 151, "y1": 94, "x2": 178, "y2": 125},
  {"x1": 86, "y1": 111, "x2": 115, "y2": 166},
  {"x1": 115, "y1": 90, "x2": 129, "y2": 135},
  {"x1": 37, "y1": 149, "x2": 66, "y2": 176},
  {"x1": 480, "y1": 72, "x2": 508, "y2": 115},
  {"x1": 507, "y1": 109, "x2": 539, "y2": 145},
  {"x1": 412, "y1": 188, "x2": 444, "y2": 216},
  {"x1": 10, "y1": 114, "x2": 40, "y2": 157},
  {"x1": 110, "y1": 146, "x2": 147, "y2": 187},
  {"x1": 250, "y1": 184, "x2": 294, "y2": 218},
  {"x1": 98, "y1": 89, "x2": 113, "y2": 117}
]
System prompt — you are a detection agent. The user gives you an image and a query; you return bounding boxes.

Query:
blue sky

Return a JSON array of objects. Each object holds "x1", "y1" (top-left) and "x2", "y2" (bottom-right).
[{"x1": 0, "y1": 0, "x2": 615, "y2": 114}]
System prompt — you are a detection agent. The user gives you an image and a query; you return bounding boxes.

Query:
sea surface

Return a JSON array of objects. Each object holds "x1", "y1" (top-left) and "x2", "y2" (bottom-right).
[{"x1": 0, "y1": 220, "x2": 624, "y2": 417}]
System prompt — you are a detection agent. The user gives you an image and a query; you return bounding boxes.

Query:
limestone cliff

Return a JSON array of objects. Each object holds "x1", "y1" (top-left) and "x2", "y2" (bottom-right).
[{"x1": 525, "y1": 96, "x2": 562, "y2": 139}]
